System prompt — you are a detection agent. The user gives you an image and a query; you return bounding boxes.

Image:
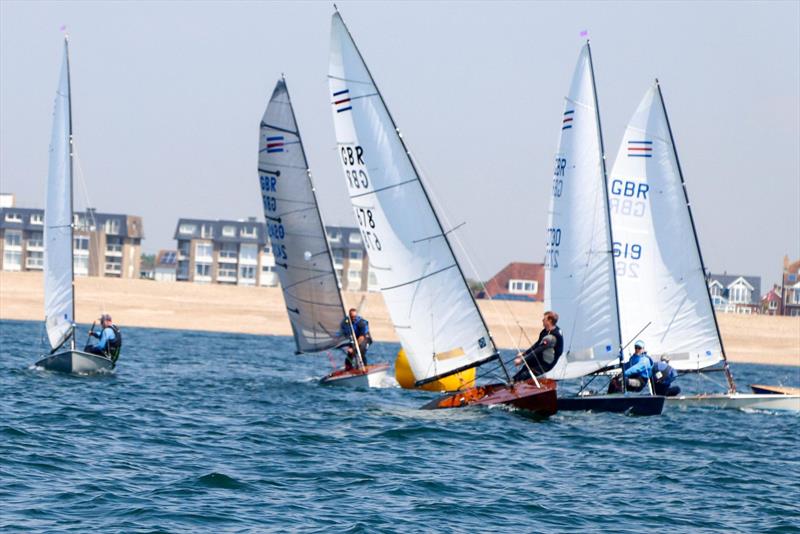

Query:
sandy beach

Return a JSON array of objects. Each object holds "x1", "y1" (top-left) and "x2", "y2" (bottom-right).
[{"x1": 1, "y1": 271, "x2": 798, "y2": 366}]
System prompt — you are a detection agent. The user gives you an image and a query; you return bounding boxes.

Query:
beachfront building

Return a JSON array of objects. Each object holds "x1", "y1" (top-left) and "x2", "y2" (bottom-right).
[
  {"x1": 477, "y1": 262, "x2": 545, "y2": 301},
  {"x1": 707, "y1": 273, "x2": 762, "y2": 314},
  {"x1": 761, "y1": 286, "x2": 782, "y2": 316},
  {"x1": 781, "y1": 256, "x2": 800, "y2": 316},
  {"x1": 0, "y1": 206, "x2": 143, "y2": 278},
  {"x1": 172, "y1": 218, "x2": 375, "y2": 291},
  {"x1": 154, "y1": 250, "x2": 178, "y2": 282}
]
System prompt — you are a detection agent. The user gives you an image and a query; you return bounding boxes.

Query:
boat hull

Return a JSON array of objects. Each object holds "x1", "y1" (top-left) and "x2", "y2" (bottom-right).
[
  {"x1": 667, "y1": 393, "x2": 800, "y2": 412},
  {"x1": 750, "y1": 384, "x2": 800, "y2": 396},
  {"x1": 319, "y1": 362, "x2": 390, "y2": 388},
  {"x1": 558, "y1": 394, "x2": 665, "y2": 416},
  {"x1": 421, "y1": 378, "x2": 558, "y2": 417},
  {"x1": 34, "y1": 350, "x2": 114, "y2": 374}
]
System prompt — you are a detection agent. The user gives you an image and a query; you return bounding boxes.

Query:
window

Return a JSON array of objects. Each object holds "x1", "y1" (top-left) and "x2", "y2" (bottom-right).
[
  {"x1": 26, "y1": 251, "x2": 43, "y2": 269},
  {"x1": 104, "y1": 219, "x2": 121, "y2": 235},
  {"x1": 3, "y1": 250, "x2": 22, "y2": 271},
  {"x1": 240, "y1": 265, "x2": 256, "y2": 280},
  {"x1": 769, "y1": 299, "x2": 777, "y2": 310},
  {"x1": 74, "y1": 236, "x2": 90, "y2": 251},
  {"x1": 177, "y1": 261, "x2": 189, "y2": 280},
  {"x1": 219, "y1": 242, "x2": 238, "y2": 261},
  {"x1": 261, "y1": 265, "x2": 273, "y2": 273},
  {"x1": 729, "y1": 282, "x2": 750, "y2": 304},
  {"x1": 349, "y1": 232, "x2": 361, "y2": 245},
  {"x1": 179, "y1": 223, "x2": 196, "y2": 235},
  {"x1": 263, "y1": 245, "x2": 271, "y2": 255},
  {"x1": 74, "y1": 254, "x2": 89, "y2": 276},
  {"x1": 240, "y1": 243, "x2": 258, "y2": 265},
  {"x1": 195, "y1": 263, "x2": 211, "y2": 279},
  {"x1": 218, "y1": 265, "x2": 237, "y2": 280},
  {"x1": 106, "y1": 236, "x2": 123, "y2": 254},
  {"x1": 329, "y1": 230, "x2": 342, "y2": 243},
  {"x1": 348, "y1": 268, "x2": 362, "y2": 281},
  {"x1": 105, "y1": 256, "x2": 122, "y2": 275},
  {"x1": 27, "y1": 231, "x2": 43, "y2": 249},
  {"x1": 349, "y1": 249, "x2": 363, "y2": 261},
  {"x1": 709, "y1": 283, "x2": 722, "y2": 298},
  {"x1": 222, "y1": 225, "x2": 236, "y2": 237},
  {"x1": 200, "y1": 224, "x2": 214, "y2": 239},
  {"x1": 332, "y1": 249, "x2": 344, "y2": 266},
  {"x1": 177, "y1": 240, "x2": 190, "y2": 257},
  {"x1": 196, "y1": 243, "x2": 213, "y2": 260},
  {"x1": 240, "y1": 226, "x2": 257, "y2": 238},
  {"x1": 4, "y1": 212, "x2": 22, "y2": 223},
  {"x1": 508, "y1": 279, "x2": 538, "y2": 294},
  {"x1": 30, "y1": 213, "x2": 43, "y2": 225},
  {"x1": 4, "y1": 231, "x2": 22, "y2": 248},
  {"x1": 368, "y1": 271, "x2": 379, "y2": 291}
]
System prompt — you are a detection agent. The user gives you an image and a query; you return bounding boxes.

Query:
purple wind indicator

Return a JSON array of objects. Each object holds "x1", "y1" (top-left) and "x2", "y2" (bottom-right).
[
  {"x1": 580, "y1": 29, "x2": 588, "y2": 37},
  {"x1": 60, "y1": 24, "x2": 67, "y2": 32}
]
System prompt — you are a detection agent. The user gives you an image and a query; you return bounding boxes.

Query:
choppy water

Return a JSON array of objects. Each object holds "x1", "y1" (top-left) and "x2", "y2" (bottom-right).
[{"x1": 1, "y1": 319, "x2": 798, "y2": 532}]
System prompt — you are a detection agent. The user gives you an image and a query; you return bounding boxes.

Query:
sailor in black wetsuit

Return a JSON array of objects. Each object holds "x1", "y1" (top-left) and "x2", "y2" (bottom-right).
[{"x1": 513, "y1": 310, "x2": 564, "y2": 380}]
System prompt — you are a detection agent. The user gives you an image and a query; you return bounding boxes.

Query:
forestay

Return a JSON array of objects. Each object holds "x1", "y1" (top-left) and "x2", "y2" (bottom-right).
[
  {"x1": 543, "y1": 43, "x2": 621, "y2": 379},
  {"x1": 328, "y1": 12, "x2": 496, "y2": 382},
  {"x1": 44, "y1": 40, "x2": 74, "y2": 351},
  {"x1": 258, "y1": 79, "x2": 346, "y2": 353},
  {"x1": 608, "y1": 83, "x2": 722, "y2": 370}
]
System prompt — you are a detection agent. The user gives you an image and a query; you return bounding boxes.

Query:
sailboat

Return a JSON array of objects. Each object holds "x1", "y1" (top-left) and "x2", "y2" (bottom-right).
[
  {"x1": 34, "y1": 37, "x2": 117, "y2": 374},
  {"x1": 258, "y1": 76, "x2": 389, "y2": 388},
  {"x1": 541, "y1": 42, "x2": 664, "y2": 415},
  {"x1": 608, "y1": 81, "x2": 799, "y2": 412},
  {"x1": 327, "y1": 10, "x2": 556, "y2": 415}
]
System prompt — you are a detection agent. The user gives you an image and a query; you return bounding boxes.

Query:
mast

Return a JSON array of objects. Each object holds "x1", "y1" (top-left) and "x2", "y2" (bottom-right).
[
  {"x1": 587, "y1": 41, "x2": 625, "y2": 391},
  {"x1": 655, "y1": 80, "x2": 736, "y2": 392},
  {"x1": 334, "y1": 10, "x2": 509, "y2": 383},
  {"x1": 65, "y1": 35, "x2": 76, "y2": 351},
  {"x1": 282, "y1": 75, "x2": 365, "y2": 368}
]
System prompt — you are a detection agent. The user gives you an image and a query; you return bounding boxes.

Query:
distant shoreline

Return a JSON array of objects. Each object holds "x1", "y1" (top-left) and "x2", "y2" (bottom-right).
[{"x1": 1, "y1": 271, "x2": 798, "y2": 367}]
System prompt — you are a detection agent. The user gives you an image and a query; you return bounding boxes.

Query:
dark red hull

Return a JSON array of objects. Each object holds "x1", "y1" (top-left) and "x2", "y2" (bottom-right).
[{"x1": 421, "y1": 378, "x2": 558, "y2": 417}]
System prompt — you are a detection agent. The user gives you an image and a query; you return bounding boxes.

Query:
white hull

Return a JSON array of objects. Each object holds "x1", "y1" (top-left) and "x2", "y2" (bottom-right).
[
  {"x1": 320, "y1": 364, "x2": 389, "y2": 388},
  {"x1": 667, "y1": 393, "x2": 800, "y2": 412},
  {"x1": 35, "y1": 350, "x2": 114, "y2": 374}
]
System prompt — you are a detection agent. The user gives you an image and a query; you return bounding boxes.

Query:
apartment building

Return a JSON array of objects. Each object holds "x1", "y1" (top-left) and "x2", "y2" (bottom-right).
[
  {"x1": 0, "y1": 206, "x2": 143, "y2": 278},
  {"x1": 173, "y1": 218, "x2": 377, "y2": 291},
  {"x1": 707, "y1": 273, "x2": 762, "y2": 314}
]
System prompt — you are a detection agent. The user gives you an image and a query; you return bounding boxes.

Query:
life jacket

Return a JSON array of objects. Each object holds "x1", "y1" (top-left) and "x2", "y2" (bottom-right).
[
  {"x1": 652, "y1": 362, "x2": 673, "y2": 385},
  {"x1": 107, "y1": 325, "x2": 122, "y2": 361}
]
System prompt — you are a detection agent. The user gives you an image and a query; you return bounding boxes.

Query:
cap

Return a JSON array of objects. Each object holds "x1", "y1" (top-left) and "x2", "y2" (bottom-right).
[
  {"x1": 660, "y1": 354, "x2": 670, "y2": 362},
  {"x1": 634, "y1": 340, "x2": 645, "y2": 349}
]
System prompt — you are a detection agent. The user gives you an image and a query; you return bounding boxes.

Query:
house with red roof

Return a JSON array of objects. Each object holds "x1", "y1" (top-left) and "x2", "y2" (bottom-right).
[{"x1": 477, "y1": 262, "x2": 545, "y2": 302}]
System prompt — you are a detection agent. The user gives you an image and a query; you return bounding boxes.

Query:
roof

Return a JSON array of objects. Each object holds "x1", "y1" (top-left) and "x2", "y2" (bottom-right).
[
  {"x1": 156, "y1": 249, "x2": 178, "y2": 268},
  {"x1": 708, "y1": 273, "x2": 761, "y2": 305},
  {"x1": 173, "y1": 217, "x2": 267, "y2": 245},
  {"x1": 481, "y1": 262, "x2": 545, "y2": 298},
  {"x1": 0, "y1": 207, "x2": 143, "y2": 238},
  {"x1": 761, "y1": 289, "x2": 781, "y2": 303}
]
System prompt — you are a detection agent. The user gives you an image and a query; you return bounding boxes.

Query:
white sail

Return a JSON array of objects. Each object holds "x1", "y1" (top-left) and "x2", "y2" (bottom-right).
[
  {"x1": 259, "y1": 78, "x2": 346, "y2": 353},
  {"x1": 44, "y1": 40, "x2": 74, "y2": 351},
  {"x1": 328, "y1": 12, "x2": 496, "y2": 382},
  {"x1": 608, "y1": 83, "x2": 722, "y2": 370},
  {"x1": 543, "y1": 43, "x2": 621, "y2": 379}
]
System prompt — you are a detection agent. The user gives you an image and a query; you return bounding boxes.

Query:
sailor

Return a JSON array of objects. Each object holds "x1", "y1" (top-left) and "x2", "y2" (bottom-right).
[
  {"x1": 513, "y1": 310, "x2": 564, "y2": 380},
  {"x1": 339, "y1": 308, "x2": 371, "y2": 370},
  {"x1": 608, "y1": 340, "x2": 653, "y2": 393},
  {"x1": 651, "y1": 355, "x2": 680, "y2": 397},
  {"x1": 84, "y1": 314, "x2": 121, "y2": 359}
]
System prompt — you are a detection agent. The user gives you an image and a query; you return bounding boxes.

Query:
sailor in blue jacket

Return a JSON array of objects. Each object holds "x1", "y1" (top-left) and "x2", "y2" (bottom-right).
[
  {"x1": 84, "y1": 314, "x2": 119, "y2": 357},
  {"x1": 651, "y1": 355, "x2": 680, "y2": 396},
  {"x1": 338, "y1": 308, "x2": 372, "y2": 370},
  {"x1": 608, "y1": 340, "x2": 653, "y2": 393}
]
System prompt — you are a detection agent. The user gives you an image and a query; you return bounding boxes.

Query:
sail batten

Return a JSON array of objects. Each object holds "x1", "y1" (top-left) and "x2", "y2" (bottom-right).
[
  {"x1": 608, "y1": 83, "x2": 723, "y2": 370},
  {"x1": 258, "y1": 78, "x2": 346, "y2": 353},
  {"x1": 543, "y1": 43, "x2": 621, "y2": 380},
  {"x1": 328, "y1": 12, "x2": 496, "y2": 382},
  {"x1": 44, "y1": 39, "x2": 75, "y2": 351}
]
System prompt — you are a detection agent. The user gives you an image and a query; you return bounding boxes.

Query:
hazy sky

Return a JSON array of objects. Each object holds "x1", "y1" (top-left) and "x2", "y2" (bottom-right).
[{"x1": 1, "y1": 1, "x2": 798, "y2": 287}]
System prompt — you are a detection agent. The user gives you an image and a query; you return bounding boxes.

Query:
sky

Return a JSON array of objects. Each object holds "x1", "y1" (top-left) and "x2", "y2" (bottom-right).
[{"x1": 1, "y1": 1, "x2": 798, "y2": 287}]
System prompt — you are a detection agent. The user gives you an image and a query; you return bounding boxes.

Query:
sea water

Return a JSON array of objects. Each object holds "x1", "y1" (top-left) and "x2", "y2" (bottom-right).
[{"x1": 1, "y1": 319, "x2": 798, "y2": 533}]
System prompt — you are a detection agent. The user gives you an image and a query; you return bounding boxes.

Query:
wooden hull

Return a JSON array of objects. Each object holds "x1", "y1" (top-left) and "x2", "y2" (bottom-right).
[
  {"x1": 421, "y1": 378, "x2": 558, "y2": 417},
  {"x1": 667, "y1": 393, "x2": 800, "y2": 412},
  {"x1": 558, "y1": 394, "x2": 665, "y2": 416},
  {"x1": 34, "y1": 350, "x2": 114, "y2": 374},
  {"x1": 319, "y1": 362, "x2": 390, "y2": 388}
]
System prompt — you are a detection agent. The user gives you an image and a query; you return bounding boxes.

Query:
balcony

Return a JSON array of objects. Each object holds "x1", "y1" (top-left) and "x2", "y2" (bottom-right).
[
  {"x1": 104, "y1": 262, "x2": 122, "y2": 274},
  {"x1": 105, "y1": 244, "x2": 123, "y2": 257},
  {"x1": 27, "y1": 240, "x2": 44, "y2": 251},
  {"x1": 218, "y1": 251, "x2": 238, "y2": 264},
  {"x1": 25, "y1": 257, "x2": 43, "y2": 270}
]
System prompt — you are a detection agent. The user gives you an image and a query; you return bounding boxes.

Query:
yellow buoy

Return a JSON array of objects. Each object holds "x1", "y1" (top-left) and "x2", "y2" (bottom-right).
[{"x1": 395, "y1": 348, "x2": 475, "y2": 392}]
